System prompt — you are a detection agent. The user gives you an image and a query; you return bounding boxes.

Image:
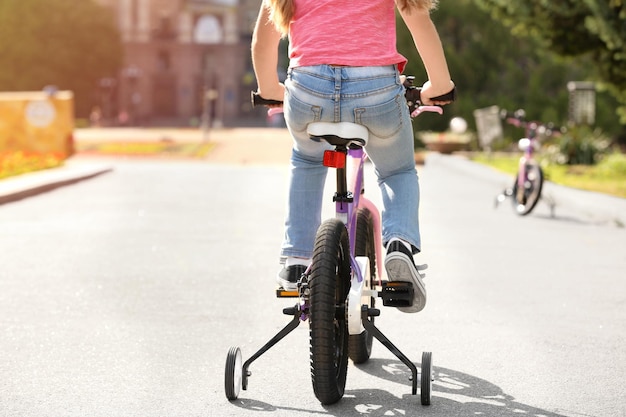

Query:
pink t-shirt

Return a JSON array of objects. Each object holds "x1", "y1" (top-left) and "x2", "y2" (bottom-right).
[{"x1": 288, "y1": 0, "x2": 408, "y2": 72}]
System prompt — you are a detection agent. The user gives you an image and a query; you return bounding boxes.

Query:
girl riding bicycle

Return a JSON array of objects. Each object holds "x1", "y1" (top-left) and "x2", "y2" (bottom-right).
[{"x1": 252, "y1": 0, "x2": 455, "y2": 313}]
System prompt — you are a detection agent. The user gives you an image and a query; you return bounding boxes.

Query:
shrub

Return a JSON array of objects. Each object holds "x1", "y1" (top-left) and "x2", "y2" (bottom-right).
[
  {"x1": 0, "y1": 151, "x2": 63, "y2": 179},
  {"x1": 557, "y1": 126, "x2": 611, "y2": 165}
]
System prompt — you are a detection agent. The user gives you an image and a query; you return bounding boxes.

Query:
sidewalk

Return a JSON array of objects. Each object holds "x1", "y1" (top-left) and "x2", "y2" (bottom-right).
[
  {"x1": 1, "y1": 127, "x2": 625, "y2": 228},
  {"x1": 75, "y1": 126, "x2": 293, "y2": 165}
]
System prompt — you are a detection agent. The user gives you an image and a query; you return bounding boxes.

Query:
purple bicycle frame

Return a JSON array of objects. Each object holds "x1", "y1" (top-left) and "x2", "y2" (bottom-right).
[{"x1": 339, "y1": 146, "x2": 384, "y2": 287}]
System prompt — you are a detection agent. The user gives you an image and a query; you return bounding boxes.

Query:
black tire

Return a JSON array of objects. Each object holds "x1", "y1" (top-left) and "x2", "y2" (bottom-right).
[
  {"x1": 349, "y1": 208, "x2": 376, "y2": 364},
  {"x1": 225, "y1": 346, "x2": 243, "y2": 401},
  {"x1": 512, "y1": 161, "x2": 544, "y2": 216},
  {"x1": 309, "y1": 218, "x2": 351, "y2": 405},
  {"x1": 421, "y1": 351, "x2": 433, "y2": 406}
]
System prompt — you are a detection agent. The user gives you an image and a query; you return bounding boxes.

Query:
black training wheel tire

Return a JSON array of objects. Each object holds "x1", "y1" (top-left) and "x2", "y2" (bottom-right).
[
  {"x1": 421, "y1": 351, "x2": 433, "y2": 405},
  {"x1": 309, "y1": 218, "x2": 351, "y2": 405},
  {"x1": 225, "y1": 346, "x2": 243, "y2": 401},
  {"x1": 512, "y1": 161, "x2": 544, "y2": 216},
  {"x1": 349, "y1": 208, "x2": 376, "y2": 364}
]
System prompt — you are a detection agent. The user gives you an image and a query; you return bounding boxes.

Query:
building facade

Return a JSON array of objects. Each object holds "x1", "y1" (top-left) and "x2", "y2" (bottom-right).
[{"x1": 95, "y1": 0, "x2": 261, "y2": 126}]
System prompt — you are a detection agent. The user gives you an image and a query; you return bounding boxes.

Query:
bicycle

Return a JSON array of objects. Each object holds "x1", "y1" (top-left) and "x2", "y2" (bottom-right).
[
  {"x1": 225, "y1": 77, "x2": 455, "y2": 406},
  {"x1": 495, "y1": 109, "x2": 561, "y2": 216}
]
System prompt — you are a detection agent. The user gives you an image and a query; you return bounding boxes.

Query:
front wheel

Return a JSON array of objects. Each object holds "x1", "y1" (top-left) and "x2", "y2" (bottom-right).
[
  {"x1": 512, "y1": 161, "x2": 543, "y2": 216},
  {"x1": 309, "y1": 218, "x2": 351, "y2": 405}
]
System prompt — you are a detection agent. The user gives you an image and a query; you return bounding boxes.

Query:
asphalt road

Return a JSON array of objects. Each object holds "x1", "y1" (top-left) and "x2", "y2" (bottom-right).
[{"x1": 0, "y1": 151, "x2": 625, "y2": 417}]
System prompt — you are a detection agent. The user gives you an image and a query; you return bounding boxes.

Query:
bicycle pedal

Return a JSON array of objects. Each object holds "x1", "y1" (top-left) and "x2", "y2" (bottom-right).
[
  {"x1": 276, "y1": 288, "x2": 299, "y2": 298},
  {"x1": 380, "y1": 281, "x2": 414, "y2": 308}
]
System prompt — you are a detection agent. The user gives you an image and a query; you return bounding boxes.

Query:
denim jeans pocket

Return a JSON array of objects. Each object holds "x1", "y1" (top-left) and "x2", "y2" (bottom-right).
[
  {"x1": 354, "y1": 94, "x2": 405, "y2": 139},
  {"x1": 284, "y1": 88, "x2": 322, "y2": 134}
]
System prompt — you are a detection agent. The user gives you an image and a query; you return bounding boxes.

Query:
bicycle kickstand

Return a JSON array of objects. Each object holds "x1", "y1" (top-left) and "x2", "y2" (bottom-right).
[{"x1": 495, "y1": 187, "x2": 513, "y2": 208}]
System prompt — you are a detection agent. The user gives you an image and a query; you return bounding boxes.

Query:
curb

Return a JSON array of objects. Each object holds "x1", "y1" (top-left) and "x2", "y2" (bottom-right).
[{"x1": 0, "y1": 160, "x2": 113, "y2": 205}]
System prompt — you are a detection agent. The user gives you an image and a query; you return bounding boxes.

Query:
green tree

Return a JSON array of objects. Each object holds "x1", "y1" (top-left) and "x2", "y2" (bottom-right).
[
  {"x1": 0, "y1": 0, "x2": 122, "y2": 116},
  {"x1": 398, "y1": 0, "x2": 580, "y2": 132},
  {"x1": 396, "y1": 0, "x2": 621, "y2": 141},
  {"x1": 473, "y1": 0, "x2": 626, "y2": 124}
]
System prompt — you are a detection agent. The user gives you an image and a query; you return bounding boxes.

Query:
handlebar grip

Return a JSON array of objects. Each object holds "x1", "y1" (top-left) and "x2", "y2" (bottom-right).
[
  {"x1": 404, "y1": 83, "x2": 456, "y2": 114},
  {"x1": 430, "y1": 87, "x2": 457, "y2": 103},
  {"x1": 251, "y1": 91, "x2": 283, "y2": 107}
]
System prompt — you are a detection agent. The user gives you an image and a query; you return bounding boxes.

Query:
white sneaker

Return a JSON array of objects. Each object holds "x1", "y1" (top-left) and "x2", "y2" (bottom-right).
[{"x1": 384, "y1": 240, "x2": 427, "y2": 313}]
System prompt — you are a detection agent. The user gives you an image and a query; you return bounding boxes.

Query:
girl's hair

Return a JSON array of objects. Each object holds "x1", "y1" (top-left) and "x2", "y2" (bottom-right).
[{"x1": 264, "y1": 0, "x2": 438, "y2": 36}]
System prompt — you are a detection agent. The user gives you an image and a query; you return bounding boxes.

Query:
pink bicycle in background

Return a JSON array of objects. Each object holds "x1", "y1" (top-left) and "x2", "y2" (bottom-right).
[
  {"x1": 225, "y1": 77, "x2": 455, "y2": 406},
  {"x1": 496, "y1": 109, "x2": 563, "y2": 216}
]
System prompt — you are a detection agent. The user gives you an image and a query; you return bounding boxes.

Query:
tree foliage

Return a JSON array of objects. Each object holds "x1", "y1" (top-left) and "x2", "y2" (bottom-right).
[
  {"x1": 398, "y1": 1, "x2": 578, "y2": 132},
  {"x1": 396, "y1": 0, "x2": 622, "y2": 140},
  {"x1": 0, "y1": 0, "x2": 123, "y2": 116},
  {"x1": 474, "y1": 0, "x2": 626, "y2": 124}
]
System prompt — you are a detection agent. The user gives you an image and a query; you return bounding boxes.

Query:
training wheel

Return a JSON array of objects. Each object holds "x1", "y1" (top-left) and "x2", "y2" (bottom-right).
[
  {"x1": 420, "y1": 351, "x2": 433, "y2": 405},
  {"x1": 225, "y1": 346, "x2": 243, "y2": 400}
]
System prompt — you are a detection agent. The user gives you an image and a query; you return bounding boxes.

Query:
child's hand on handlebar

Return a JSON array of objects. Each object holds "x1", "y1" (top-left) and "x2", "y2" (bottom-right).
[
  {"x1": 256, "y1": 83, "x2": 285, "y2": 108},
  {"x1": 420, "y1": 80, "x2": 456, "y2": 106}
]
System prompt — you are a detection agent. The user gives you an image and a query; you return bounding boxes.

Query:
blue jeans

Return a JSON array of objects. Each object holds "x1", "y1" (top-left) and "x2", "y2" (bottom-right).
[{"x1": 281, "y1": 65, "x2": 420, "y2": 258}]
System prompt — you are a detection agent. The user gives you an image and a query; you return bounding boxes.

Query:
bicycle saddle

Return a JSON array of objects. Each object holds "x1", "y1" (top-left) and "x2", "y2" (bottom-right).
[{"x1": 307, "y1": 122, "x2": 369, "y2": 148}]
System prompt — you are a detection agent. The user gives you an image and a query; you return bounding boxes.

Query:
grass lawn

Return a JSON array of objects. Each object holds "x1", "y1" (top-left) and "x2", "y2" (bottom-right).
[{"x1": 470, "y1": 152, "x2": 626, "y2": 199}]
